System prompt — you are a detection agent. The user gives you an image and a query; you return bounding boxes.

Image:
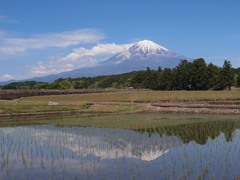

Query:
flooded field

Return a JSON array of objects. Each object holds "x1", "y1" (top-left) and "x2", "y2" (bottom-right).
[{"x1": 1, "y1": 114, "x2": 240, "y2": 179}]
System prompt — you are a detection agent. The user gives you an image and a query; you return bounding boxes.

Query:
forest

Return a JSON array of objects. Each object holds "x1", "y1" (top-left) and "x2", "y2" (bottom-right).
[{"x1": 1, "y1": 59, "x2": 240, "y2": 90}]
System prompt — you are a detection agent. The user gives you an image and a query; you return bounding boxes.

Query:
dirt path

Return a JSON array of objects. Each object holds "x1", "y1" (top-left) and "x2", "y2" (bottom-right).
[{"x1": 142, "y1": 101, "x2": 240, "y2": 114}]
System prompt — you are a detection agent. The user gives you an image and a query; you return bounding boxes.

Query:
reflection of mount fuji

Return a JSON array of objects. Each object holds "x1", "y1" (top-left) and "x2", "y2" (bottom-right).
[
  {"x1": 30, "y1": 120, "x2": 240, "y2": 162},
  {"x1": 33, "y1": 126, "x2": 181, "y2": 162},
  {"x1": 31, "y1": 120, "x2": 240, "y2": 162}
]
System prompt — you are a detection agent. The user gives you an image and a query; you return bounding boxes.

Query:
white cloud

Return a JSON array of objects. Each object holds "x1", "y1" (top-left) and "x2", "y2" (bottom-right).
[
  {"x1": 30, "y1": 43, "x2": 133, "y2": 76},
  {"x1": 0, "y1": 29, "x2": 104, "y2": 54},
  {"x1": 1, "y1": 74, "x2": 14, "y2": 80},
  {"x1": 30, "y1": 61, "x2": 75, "y2": 75},
  {"x1": 60, "y1": 43, "x2": 133, "y2": 62}
]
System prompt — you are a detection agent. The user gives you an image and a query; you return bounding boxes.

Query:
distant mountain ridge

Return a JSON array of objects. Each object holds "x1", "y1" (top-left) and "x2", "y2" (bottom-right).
[{"x1": 1, "y1": 40, "x2": 188, "y2": 83}]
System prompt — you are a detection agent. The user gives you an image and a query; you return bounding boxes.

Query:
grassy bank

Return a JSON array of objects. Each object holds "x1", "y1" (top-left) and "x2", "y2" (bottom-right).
[
  {"x1": 11, "y1": 90, "x2": 240, "y2": 105},
  {"x1": 0, "y1": 90, "x2": 239, "y2": 115},
  {"x1": 1, "y1": 112, "x2": 239, "y2": 128}
]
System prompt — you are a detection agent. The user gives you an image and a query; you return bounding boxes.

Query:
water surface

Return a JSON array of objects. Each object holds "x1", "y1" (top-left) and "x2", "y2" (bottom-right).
[{"x1": 1, "y1": 119, "x2": 240, "y2": 179}]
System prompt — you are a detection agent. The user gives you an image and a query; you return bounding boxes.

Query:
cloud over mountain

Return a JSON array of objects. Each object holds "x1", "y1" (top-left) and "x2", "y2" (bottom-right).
[
  {"x1": 30, "y1": 43, "x2": 133, "y2": 76},
  {"x1": 27, "y1": 40, "x2": 187, "y2": 82}
]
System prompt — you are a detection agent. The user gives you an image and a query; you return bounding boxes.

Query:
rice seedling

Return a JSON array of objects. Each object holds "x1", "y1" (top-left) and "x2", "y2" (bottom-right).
[{"x1": 0, "y1": 113, "x2": 240, "y2": 179}]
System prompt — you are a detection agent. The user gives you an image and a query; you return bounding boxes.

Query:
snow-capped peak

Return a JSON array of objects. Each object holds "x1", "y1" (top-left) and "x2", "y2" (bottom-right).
[
  {"x1": 100, "y1": 39, "x2": 186, "y2": 68},
  {"x1": 133, "y1": 40, "x2": 170, "y2": 53},
  {"x1": 108, "y1": 39, "x2": 178, "y2": 64}
]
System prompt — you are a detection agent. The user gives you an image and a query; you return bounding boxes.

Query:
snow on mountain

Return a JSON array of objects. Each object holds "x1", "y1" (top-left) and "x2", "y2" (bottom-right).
[
  {"x1": 121, "y1": 40, "x2": 175, "y2": 57},
  {"x1": 1, "y1": 40, "x2": 188, "y2": 83},
  {"x1": 106, "y1": 40, "x2": 180, "y2": 64},
  {"x1": 31, "y1": 126, "x2": 181, "y2": 162},
  {"x1": 103, "y1": 40, "x2": 185, "y2": 69}
]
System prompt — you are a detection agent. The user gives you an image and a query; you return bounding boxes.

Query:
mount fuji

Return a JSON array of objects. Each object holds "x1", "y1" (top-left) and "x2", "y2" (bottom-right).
[
  {"x1": 25, "y1": 40, "x2": 188, "y2": 82},
  {"x1": 106, "y1": 40, "x2": 182, "y2": 64}
]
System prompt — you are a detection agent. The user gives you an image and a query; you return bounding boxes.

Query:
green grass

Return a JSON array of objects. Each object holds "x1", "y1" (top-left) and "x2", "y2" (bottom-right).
[
  {"x1": 54, "y1": 113, "x2": 240, "y2": 129},
  {"x1": 1, "y1": 112, "x2": 239, "y2": 129},
  {"x1": 0, "y1": 90, "x2": 239, "y2": 114},
  {"x1": 2, "y1": 112, "x2": 236, "y2": 147}
]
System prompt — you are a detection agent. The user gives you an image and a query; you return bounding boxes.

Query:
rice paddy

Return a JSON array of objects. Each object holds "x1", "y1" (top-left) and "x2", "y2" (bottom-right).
[
  {"x1": 0, "y1": 90, "x2": 240, "y2": 179},
  {"x1": 2, "y1": 90, "x2": 239, "y2": 106},
  {"x1": 1, "y1": 113, "x2": 240, "y2": 179}
]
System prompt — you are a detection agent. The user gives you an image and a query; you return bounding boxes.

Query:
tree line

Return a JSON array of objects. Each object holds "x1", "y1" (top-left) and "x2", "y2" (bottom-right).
[
  {"x1": 1, "y1": 58, "x2": 240, "y2": 90},
  {"x1": 131, "y1": 59, "x2": 239, "y2": 90}
]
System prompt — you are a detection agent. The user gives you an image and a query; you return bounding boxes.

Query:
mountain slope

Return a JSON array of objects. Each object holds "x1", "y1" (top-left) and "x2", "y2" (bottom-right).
[
  {"x1": 42, "y1": 40, "x2": 187, "y2": 81},
  {"x1": 106, "y1": 40, "x2": 180, "y2": 64},
  {"x1": 2, "y1": 40, "x2": 188, "y2": 83}
]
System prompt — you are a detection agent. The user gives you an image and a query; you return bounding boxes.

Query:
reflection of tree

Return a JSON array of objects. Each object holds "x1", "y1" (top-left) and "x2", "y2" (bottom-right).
[{"x1": 136, "y1": 121, "x2": 240, "y2": 145}]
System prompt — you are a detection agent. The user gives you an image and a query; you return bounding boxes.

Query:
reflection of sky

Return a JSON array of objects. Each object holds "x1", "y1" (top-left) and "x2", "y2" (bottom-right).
[
  {"x1": 1, "y1": 126, "x2": 240, "y2": 179},
  {"x1": 0, "y1": 125, "x2": 181, "y2": 179},
  {"x1": 30, "y1": 126, "x2": 181, "y2": 161}
]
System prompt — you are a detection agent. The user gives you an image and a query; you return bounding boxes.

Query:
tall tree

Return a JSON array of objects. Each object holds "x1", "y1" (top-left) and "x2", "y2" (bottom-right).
[
  {"x1": 73, "y1": 80, "x2": 87, "y2": 89},
  {"x1": 142, "y1": 67, "x2": 159, "y2": 90},
  {"x1": 174, "y1": 60, "x2": 192, "y2": 90},
  {"x1": 236, "y1": 73, "x2": 240, "y2": 89},
  {"x1": 218, "y1": 60, "x2": 234, "y2": 90},
  {"x1": 130, "y1": 71, "x2": 146, "y2": 88},
  {"x1": 58, "y1": 80, "x2": 73, "y2": 89},
  {"x1": 207, "y1": 63, "x2": 220, "y2": 89},
  {"x1": 158, "y1": 68, "x2": 174, "y2": 90},
  {"x1": 190, "y1": 58, "x2": 209, "y2": 90}
]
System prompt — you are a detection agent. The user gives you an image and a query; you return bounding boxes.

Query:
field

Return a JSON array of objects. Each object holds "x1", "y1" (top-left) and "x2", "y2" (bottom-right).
[
  {"x1": 3, "y1": 90, "x2": 240, "y2": 104},
  {"x1": 1, "y1": 90, "x2": 240, "y2": 179},
  {"x1": 0, "y1": 90, "x2": 239, "y2": 116},
  {"x1": 1, "y1": 113, "x2": 240, "y2": 179}
]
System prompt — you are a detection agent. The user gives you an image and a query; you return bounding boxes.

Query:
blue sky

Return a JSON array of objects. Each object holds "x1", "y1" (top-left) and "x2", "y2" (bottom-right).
[{"x1": 0, "y1": 0, "x2": 240, "y2": 81}]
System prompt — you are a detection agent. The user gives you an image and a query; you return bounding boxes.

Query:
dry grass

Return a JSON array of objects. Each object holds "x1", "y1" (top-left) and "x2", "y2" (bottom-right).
[
  {"x1": 0, "y1": 90, "x2": 239, "y2": 115},
  {"x1": 5, "y1": 90, "x2": 240, "y2": 105}
]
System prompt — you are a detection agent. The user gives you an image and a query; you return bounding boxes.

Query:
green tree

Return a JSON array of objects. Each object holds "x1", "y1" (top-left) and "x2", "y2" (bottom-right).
[
  {"x1": 157, "y1": 66, "x2": 162, "y2": 72},
  {"x1": 58, "y1": 80, "x2": 73, "y2": 89},
  {"x1": 158, "y1": 68, "x2": 174, "y2": 90},
  {"x1": 207, "y1": 63, "x2": 220, "y2": 89},
  {"x1": 130, "y1": 71, "x2": 146, "y2": 88},
  {"x1": 124, "y1": 78, "x2": 132, "y2": 87},
  {"x1": 142, "y1": 67, "x2": 159, "y2": 90},
  {"x1": 190, "y1": 58, "x2": 209, "y2": 90},
  {"x1": 33, "y1": 82, "x2": 48, "y2": 89},
  {"x1": 236, "y1": 73, "x2": 240, "y2": 89},
  {"x1": 73, "y1": 80, "x2": 87, "y2": 89},
  {"x1": 111, "y1": 82, "x2": 119, "y2": 88},
  {"x1": 174, "y1": 60, "x2": 192, "y2": 90},
  {"x1": 217, "y1": 60, "x2": 234, "y2": 90},
  {"x1": 90, "y1": 81, "x2": 100, "y2": 89}
]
